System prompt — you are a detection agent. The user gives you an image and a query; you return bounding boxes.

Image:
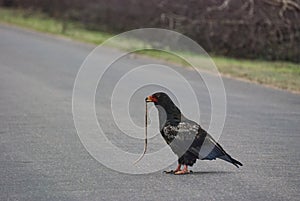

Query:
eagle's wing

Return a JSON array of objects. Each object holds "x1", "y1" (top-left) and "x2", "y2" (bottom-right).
[
  {"x1": 199, "y1": 133, "x2": 243, "y2": 168},
  {"x1": 163, "y1": 118, "x2": 243, "y2": 168},
  {"x1": 198, "y1": 134, "x2": 225, "y2": 159},
  {"x1": 162, "y1": 119, "x2": 203, "y2": 158}
]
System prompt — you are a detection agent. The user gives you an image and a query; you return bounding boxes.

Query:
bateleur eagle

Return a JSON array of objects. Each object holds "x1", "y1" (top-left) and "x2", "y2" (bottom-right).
[{"x1": 146, "y1": 92, "x2": 243, "y2": 175}]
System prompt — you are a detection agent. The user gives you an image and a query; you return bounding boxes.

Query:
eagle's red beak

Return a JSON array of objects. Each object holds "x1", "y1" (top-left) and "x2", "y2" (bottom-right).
[{"x1": 145, "y1": 96, "x2": 158, "y2": 103}]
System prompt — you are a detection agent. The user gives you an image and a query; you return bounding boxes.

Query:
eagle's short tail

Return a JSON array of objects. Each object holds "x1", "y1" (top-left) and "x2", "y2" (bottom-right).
[{"x1": 219, "y1": 153, "x2": 243, "y2": 168}]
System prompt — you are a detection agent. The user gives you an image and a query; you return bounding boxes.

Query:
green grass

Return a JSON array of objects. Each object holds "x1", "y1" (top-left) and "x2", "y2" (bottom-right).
[
  {"x1": 135, "y1": 50, "x2": 300, "y2": 92},
  {"x1": 213, "y1": 57, "x2": 300, "y2": 92},
  {"x1": 0, "y1": 8, "x2": 112, "y2": 44},
  {"x1": 1, "y1": 7, "x2": 299, "y2": 93}
]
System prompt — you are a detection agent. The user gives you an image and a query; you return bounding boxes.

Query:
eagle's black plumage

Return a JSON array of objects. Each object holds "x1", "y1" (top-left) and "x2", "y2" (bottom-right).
[{"x1": 146, "y1": 92, "x2": 242, "y2": 173}]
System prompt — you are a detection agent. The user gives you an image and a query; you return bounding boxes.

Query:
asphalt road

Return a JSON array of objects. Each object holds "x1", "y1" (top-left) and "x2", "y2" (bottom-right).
[{"x1": 0, "y1": 24, "x2": 299, "y2": 201}]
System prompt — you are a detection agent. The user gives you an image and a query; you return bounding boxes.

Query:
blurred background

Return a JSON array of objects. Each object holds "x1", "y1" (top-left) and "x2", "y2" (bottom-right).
[
  {"x1": 1, "y1": 0, "x2": 299, "y2": 62},
  {"x1": 1, "y1": 0, "x2": 299, "y2": 92}
]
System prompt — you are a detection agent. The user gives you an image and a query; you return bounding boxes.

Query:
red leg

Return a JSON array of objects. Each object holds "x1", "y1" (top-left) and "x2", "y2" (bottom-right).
[
  {"x1": 164, "y1": 164, "x2": 182, "y2": 174},
  {"x1": 174, "y1": 164, "x2": 182, "y2": 172},
  {"x1": 175, "y1": 165, "x2": 190, "y2": 175}
]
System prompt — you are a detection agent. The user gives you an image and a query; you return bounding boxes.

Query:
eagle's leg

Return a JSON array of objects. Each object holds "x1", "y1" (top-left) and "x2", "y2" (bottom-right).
[
  {"x1": 174, "y1": 165, "x2": 190, "y2": 175},
  {"x1": 164, "y1": 164, "x2": 182, "y2": 174}
]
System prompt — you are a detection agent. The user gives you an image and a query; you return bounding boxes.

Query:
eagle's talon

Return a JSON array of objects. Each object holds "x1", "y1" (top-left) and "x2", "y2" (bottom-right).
[
  {"x1": 174, "y1": 170, "x2": 191, "y2": 175},
  {"x1": 164, "y1": 163, "x2": 182, "y2": 174},
  {"x1": 164, "y1": 170, "x2": 175, "y2": 174},
  {"x1": 164, "y1": 169, "x2": 183, "y2": 174}
]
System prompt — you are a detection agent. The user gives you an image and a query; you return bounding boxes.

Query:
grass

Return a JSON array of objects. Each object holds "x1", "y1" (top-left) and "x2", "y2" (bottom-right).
[
  {"x1": 0, "y1": 8, "x2": 112, "y2": 44},
  {"x1": 1, "y1": 7, "x2": 299, "y2": 93},
  {"x1": 213, "y1": 57, "x2": 300, "y2": 92},
  {"x1": 135, "y1": 50, "x2": 300, "y2": 92}
]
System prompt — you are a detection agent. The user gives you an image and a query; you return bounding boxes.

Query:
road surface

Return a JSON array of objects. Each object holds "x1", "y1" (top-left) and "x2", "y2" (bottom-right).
[{"x1": 0, "y1": 24, "x2": 299, "y2": 201}]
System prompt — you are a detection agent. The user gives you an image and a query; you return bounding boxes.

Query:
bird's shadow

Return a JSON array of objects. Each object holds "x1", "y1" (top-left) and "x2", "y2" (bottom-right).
[
  {"x1": 164, "y1": 170, "x2": 234, "y2": 175},
  {"x1": 189, "y1": 170, "x2": 234, "y2": 175}
]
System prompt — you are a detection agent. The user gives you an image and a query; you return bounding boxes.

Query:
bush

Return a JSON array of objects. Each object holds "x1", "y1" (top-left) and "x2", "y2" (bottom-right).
[{"x1": 1, "y1": 0, "x2": 299, "y2": 62}]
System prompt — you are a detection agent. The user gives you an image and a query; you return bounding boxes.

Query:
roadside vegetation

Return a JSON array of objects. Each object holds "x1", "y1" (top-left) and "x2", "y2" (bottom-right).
[{"x1": 0, "y1": 7, "x2": 299, "y2": 93}]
